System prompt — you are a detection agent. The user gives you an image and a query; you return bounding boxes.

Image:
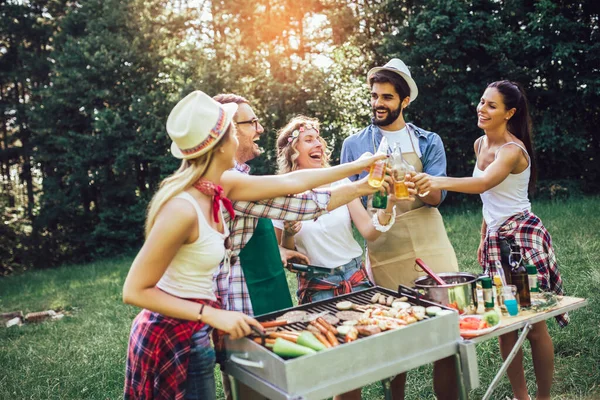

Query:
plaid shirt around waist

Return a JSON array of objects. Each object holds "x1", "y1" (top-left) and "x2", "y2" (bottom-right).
[
  {"x1": 213, "y1": 163, "x2": 331, "y2": 315},
  {"x1": 481, "y1": 210, "x2": 569, "y2": 327},
  {"x1": 124, "y1": 299, "x2": 221, "y2": 400}
]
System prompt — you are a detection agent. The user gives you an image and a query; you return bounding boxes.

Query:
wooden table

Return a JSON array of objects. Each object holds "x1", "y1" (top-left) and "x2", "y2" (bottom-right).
[{"x1": 457, "y1": 295, "x2": 588, "y2": 400}]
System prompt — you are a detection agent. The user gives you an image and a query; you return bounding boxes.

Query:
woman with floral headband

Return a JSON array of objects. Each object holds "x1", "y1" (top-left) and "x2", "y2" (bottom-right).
[
  {"x1": 273, "y1": 116, "x2": 417, "y2": 303},
  {"x1": 122, "y1": 93, "x2": 387, "y2": 400},
  {"x1": 273, "y1": 116, "x2": 416, "y2": 400}
]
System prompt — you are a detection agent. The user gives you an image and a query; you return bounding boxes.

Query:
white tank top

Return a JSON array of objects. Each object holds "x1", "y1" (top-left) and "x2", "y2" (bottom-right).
[
  {"x1": 472, "y1": 138, "x2": 532, "y2": 232},
  {"x1": 156, "y1": 192, "x2": 229, "y2": 300},
  {"x1": 273, "y1": 179, "x2": 363, "y2": 268}
]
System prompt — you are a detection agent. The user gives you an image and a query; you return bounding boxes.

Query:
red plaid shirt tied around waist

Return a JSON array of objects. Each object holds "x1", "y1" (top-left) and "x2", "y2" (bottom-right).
[
  {"x1": 481, "y1": 210, "x2": 569, "y2": 327},
  {"x1": 124, "y1": 299, "x2": 221, "y2": 400},
  {"x1": 298, "y1": 264, "x2": 370, "y2": 304}
]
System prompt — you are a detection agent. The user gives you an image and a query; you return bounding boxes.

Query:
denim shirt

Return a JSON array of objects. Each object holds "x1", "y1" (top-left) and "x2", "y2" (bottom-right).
[{"x1": 340, "y1": 123, "x2": 448, "y2": 206}]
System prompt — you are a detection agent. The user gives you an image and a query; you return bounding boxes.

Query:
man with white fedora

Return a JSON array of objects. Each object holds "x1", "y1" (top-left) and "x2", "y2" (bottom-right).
[{"x1": 341, "y1": 58, "x2": 460, "y2": 400}]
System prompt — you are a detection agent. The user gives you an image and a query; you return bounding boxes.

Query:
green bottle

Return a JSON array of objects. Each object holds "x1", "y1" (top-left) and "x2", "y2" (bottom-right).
[
  {"x1": 526, "y1": 265, "x2": 539, "y2": 293},
  {"x1": 372, "y1": 190, "x2": 388, "y2": 209}
]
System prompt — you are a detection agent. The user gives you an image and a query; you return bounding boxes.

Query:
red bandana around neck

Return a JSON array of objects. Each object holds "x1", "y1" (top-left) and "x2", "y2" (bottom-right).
[{"x1": 192, "y1": 180, "x2": 235, "y2": 223}]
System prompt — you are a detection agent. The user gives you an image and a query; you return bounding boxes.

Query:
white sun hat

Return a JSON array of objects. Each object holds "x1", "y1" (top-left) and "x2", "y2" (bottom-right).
[
  {"x1": 166, "y1": 90, "x2": 238, "y2": 159},
  {"x1": 367, "y1": 58, "x2": 419, "y2": 103}
]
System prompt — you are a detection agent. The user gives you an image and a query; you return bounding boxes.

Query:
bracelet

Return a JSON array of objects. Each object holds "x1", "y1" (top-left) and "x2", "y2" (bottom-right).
[
  {"x1": 373, "y1": 205, "x2": 396, "y2": 232},
  {"x1": 197, "y1": 304, "x2": 205, "y2": 321}
]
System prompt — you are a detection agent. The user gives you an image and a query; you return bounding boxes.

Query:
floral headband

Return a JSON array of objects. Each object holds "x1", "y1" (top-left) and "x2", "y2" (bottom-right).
[{"x1": 287, "y1": 123, "x2": 319, "y2": 143}]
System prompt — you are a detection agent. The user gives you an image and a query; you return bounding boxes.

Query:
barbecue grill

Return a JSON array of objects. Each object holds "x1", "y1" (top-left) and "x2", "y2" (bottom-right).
[{"x1": 224, "y1": 286, "x2": 478, "y2": 400}]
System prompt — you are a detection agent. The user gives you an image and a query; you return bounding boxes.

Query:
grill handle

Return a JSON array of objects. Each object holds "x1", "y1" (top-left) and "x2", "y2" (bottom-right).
[{"x1": 229, "y1": 353, "x2": 265, "y2": 369}]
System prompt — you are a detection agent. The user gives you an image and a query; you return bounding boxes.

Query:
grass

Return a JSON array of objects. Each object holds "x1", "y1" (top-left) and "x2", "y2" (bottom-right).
[{"x1": 1, "y1": 196, "x2": 599, "y2": 399}]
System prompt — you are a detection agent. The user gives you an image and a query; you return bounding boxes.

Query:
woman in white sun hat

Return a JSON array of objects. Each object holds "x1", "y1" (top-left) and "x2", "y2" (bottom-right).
[{"x1": 122, "y1": 90, "x2": 387, "y2": 400}]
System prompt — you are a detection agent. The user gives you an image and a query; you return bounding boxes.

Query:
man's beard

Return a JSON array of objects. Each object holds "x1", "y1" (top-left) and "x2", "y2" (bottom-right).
[{"x1": 371, "y1": 105, "x2": 402, "y2": 127}]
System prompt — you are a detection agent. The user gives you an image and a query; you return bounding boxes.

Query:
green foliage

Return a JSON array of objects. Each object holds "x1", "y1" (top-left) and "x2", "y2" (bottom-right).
[
  {"x1": 29, "y1": 0, "x2": 192, "y2": 264},
  {"x1": 380, "y1": 0, "x2": 600, "y2": 197}
]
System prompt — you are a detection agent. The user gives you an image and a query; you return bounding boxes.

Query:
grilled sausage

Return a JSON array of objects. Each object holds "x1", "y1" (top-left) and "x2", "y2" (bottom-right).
[
  {"x1": 316, "y1": 317, "x2": 338, "y2": 335},
  {"x1": 310, "y1": 320, "x2": 330, "y2": 335},
  {"x1": 325, "y1": 330, "x2": 340, "y2": 347},
  {"x1": 386, "y1": 296, "x2": 394, "y2": 306}
]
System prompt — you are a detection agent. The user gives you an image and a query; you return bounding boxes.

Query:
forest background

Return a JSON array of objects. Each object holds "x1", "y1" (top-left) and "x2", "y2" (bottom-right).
[{"x1": 1, "y1": 0, "x2": 599, "y2": 274}]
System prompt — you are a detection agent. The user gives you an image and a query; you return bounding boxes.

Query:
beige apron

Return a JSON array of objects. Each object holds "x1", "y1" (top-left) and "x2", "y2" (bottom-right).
[{"x1": 368, "y1": 126, "x2": 459, "y2": 289}]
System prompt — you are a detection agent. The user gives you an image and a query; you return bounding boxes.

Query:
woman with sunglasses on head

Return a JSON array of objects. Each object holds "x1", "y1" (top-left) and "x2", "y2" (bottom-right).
[
  {"x1": 122, "y1": 92, "x2": 387, "y2": 400},
  {"x1": 412, "y1": 81, "x2": 567, "y2": 400},
  {"x1": 272, "y1": 116, "x2": 416, "y2": 400}
]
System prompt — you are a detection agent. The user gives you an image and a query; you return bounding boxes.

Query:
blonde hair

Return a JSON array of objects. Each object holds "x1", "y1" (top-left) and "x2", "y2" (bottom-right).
[
  {"x1": 145, "y1": 125, "x2": 233, "y2": 237},
  {"x1": 276, "y1": 116, "x2": 331, "y2": 174}
]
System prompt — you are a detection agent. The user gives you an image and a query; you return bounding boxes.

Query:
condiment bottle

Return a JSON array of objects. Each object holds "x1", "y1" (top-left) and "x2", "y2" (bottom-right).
[
  {"x1": 493, "y1": 274, "x2": 508, "y2": 316},
  {"x1": 499, "y1": 240, "x2": 513, "y2": 285},
  {"x1": 527, "y1": 265, "x2": 539, "y2": 293},
  {"x1": 481, "y1": 276, "x2": 494, "y2": 311},
  {"x1": 390, "y1": 142, "x2": 411, "y2": 200},
  {"x1": 475, "y1": 281, "x2": 485, "y2": 314},
  {"x1": 368, "y1": 137, "x2": 389, "y2": 188},
  {"x1": 511, "y1": 262, "x2": 531, "y2": 308}
]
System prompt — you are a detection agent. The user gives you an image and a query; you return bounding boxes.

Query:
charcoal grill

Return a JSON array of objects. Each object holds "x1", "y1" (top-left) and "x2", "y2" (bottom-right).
[{"x1": 224, "y1": 286, "x2": 478, "y2": 400}]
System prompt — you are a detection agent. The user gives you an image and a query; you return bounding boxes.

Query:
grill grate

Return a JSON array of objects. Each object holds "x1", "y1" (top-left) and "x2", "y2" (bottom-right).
[{"x1": 255, "y1": 286, "x2": 449, "y2": 334}]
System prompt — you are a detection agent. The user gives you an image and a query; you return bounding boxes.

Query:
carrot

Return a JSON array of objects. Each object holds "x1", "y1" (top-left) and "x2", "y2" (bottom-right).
[
  {"x1": 260, "y1": 320, "x2": 288, "y2": 328},
  {"x1": 316, "y1": 317, "x2": 338, "y2": 335},
  {"x1": 268, "y1": 332, "x2": 299, "y2": 342}
]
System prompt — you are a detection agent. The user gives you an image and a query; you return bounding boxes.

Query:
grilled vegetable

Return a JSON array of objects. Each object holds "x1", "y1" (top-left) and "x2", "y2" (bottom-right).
[
  {"x1": 411, "y1": 306, "x2": 426, "y2": 320},
  {"x1": 336, "y1": 325, "x2": 352, "y2": 337},
  {"x1": 272, "y1": 338, "x2": 317, "y2": 358},
  {"x1": 391, "y1": 301, "x2": 411, "y2": 310},
  {"x1": 297, "y1": 331, "x2": 327, "y2": 351},
  {"x1": 426, "y1": 306, "x2": 442, "y2": 316},
  {"x1": 336, "y1": 301, "x2": 353, "y2": 310},
  {"x1": 346, "y1": 327, "x2": 359, "y2": 342}
]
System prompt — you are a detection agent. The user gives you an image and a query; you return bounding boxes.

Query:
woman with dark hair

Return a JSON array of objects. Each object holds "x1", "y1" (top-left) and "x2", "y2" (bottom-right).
[{"x1": 413, "y1": 81, "x2": 566, "y2": 400}]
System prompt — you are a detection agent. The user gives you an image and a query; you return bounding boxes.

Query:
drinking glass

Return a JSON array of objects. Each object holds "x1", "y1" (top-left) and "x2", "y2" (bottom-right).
[{"x1": 502, "y1": 285, "x2": 519, "y2": 316}]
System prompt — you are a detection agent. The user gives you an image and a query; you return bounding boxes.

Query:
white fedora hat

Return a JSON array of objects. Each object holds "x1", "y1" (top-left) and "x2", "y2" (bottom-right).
[
  {"x1": 167, "y1": 90, "x2": 238, "y2": 159},
  {"x1": 367, "y1": 58, "x2": 418, "y2": 103}
]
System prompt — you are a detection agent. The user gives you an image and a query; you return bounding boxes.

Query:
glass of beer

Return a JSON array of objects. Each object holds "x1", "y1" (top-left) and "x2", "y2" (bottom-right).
[
  {"x1": 368, "y1": 161, "x2": 386, "y2": 188},
  {"x1": 390, "y1": 143, "x2": 411, "y2": 200}
]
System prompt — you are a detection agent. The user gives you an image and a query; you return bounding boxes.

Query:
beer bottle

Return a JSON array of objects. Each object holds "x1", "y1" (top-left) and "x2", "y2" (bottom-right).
[
  {"x1": 390, "y1": 142, "x2": 411, "y2": 200},
  {"x1": 368, "y1": 137, "x2": 389, "y2": 188},
  {"x1": 508, "y1": 243, "x2": 531, "y2": 308}
]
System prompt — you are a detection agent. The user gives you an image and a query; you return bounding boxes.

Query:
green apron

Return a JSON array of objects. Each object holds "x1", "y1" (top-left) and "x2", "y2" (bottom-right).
[{"x1": 238, "y1": 218, "x2": 293, "y2": 316}]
